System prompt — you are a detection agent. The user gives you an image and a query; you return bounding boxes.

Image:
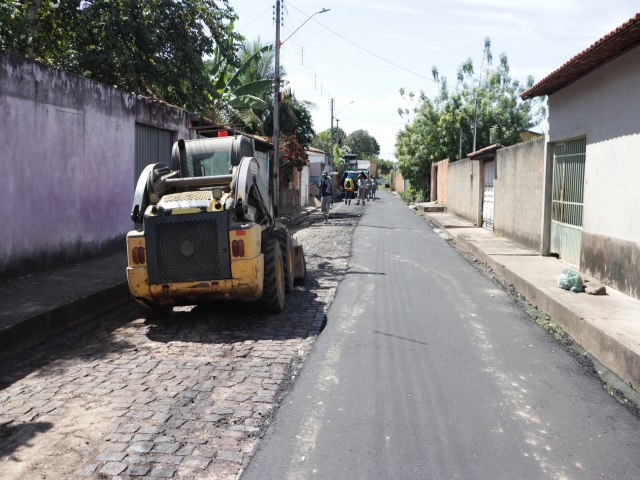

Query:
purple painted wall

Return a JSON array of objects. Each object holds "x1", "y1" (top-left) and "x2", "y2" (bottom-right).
[{"x1": 0, "y1": 52, "x2": 190, "y2": 280}]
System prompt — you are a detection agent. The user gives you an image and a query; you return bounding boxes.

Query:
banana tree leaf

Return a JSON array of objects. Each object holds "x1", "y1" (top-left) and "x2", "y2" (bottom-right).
[
  {"x1": 228, "y1": 95, "x2": 268, "y2": 110},
  {"x1": 227, "y1": 44, "x2": 273, "y2": 91},
  {"x1": 233, "y1": 79, "x2": 273, "y2": 98}
]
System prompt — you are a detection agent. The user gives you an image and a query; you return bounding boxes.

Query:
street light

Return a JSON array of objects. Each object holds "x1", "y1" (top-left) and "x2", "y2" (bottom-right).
[
  {"x1": 273, "y1": 3, "x2": 329, "y2": 215},
  {"x1": 281, "y1": 8, "x2": 330, "y2": 46},
  {"x1": 337, "y1": 101, "x2": 354, "y2": 117}
]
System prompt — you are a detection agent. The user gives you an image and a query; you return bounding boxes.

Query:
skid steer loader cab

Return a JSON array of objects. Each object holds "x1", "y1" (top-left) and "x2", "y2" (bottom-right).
[
  {"x1": 126, "y1": 133, "x2": 305, "y2": 316},
  {"x1": 171, "y1": 136, "x2": 254, "y2": 177}
]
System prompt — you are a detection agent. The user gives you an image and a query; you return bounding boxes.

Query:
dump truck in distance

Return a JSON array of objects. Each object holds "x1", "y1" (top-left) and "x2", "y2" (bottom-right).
[{"x1": 126, "y1": 134, "x2": 306, "y2": 314}]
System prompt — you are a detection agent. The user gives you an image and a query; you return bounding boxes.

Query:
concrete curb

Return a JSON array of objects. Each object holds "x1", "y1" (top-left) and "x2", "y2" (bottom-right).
[
  {"x1": 427, "y1": 214, "x2": 640, "y2": 394},
  {"x1": 0, "y1": 282, "x2": 130, "y2": 360}
]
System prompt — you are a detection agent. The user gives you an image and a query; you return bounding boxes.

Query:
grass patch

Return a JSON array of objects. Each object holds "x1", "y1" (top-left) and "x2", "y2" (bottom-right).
[{"x1": 535, "y1": 312, "x2": 569, "y2": 344}]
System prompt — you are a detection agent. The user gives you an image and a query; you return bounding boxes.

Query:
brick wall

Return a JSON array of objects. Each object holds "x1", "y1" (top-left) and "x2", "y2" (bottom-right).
[
  {"x1": 393, "y1": 171, "x2": 406, "y2": 193},
  {"x1": 431, "y1": 159, "x2": 449, "y2": 204}
]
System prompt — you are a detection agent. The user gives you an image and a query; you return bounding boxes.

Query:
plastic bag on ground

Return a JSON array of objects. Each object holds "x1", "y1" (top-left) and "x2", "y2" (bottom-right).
[{"x1": 557, "y1": 269, "x2": 584, "y2": 293}]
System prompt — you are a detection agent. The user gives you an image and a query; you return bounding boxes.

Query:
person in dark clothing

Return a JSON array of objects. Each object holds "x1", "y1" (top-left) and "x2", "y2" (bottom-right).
[{"x1": 320, "y1": 171, "x2": 332, "y2": 223}]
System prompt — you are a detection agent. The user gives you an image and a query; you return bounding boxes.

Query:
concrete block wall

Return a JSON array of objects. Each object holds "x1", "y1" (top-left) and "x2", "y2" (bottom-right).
[
  {"x1": 0, "y1": 51, "x2": 190, "y2": 281},
  {"x1": 493, "y1": 137, "x2": 545, "y2": 251},
  {"x1": 446, "y1": 159, "x2": 480, "y2": 224}
]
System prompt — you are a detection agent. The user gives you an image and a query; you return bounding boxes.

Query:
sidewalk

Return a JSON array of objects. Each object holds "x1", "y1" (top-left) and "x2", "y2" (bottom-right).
[
  {"x1": 0, "y1": 208, "x2": 319, "y2": 360},
  {"x1": 421, "y1": 207, "x2": 640, "y2": 401}
]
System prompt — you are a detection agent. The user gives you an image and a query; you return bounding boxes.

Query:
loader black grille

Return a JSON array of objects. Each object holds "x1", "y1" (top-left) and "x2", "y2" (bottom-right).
[{"x1": 145, "y1": 213, "x2": 231, "y2": 284}]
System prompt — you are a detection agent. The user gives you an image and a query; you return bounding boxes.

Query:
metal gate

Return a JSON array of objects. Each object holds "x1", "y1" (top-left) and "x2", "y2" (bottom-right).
[
  {"x1": 134, "y1": 124, "x2": 173, "y2": 185},
  {"x1": 482, "y1": 160, "x2": 495, "y2": 230},
  {"x1": 551, "y1": 138, "x2": 586, "y2": 266}
]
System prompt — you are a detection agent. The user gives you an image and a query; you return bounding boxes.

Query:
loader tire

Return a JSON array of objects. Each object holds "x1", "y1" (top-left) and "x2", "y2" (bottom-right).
[
  {"x1": 257, "y1": 236, "x2": 285, "y2": 313},
  {"x1": 293, "y1": 244, "x2": 306, "y2": 285},
  {"x1": 274, "y1": 227, "x2": 295, "y2": 292}
]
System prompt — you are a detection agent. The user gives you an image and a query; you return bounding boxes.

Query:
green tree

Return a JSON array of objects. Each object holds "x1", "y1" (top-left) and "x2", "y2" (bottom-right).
[
  {"x1": 344, "y1": 129, "x2": 380, "y2": 158},
  {"x1": 206, "y1": 43, "x2": 274, "y2": 131},
  {"x1": 396, "y1": 98, "x2": 441, "y2": 198},
  {"x1": 397, "y1": 38, "x2": 543, "y2": 200},
  {"x1": 0, "y1": 0, "x2": 242, "y2": 114},
  {"x1": 376, "y1": 159, "x2": 394, "y2": 175},
  {"x1": 333, "y1": 144, "x2": 349, "y2": 175},
  {"x1": 310, "y1": 127, "x2": 346, "y2": 155},
  {"x1": 311, "y1": 129, "x2": 331, "y2": 154},
  {"x1": 263, "y1": 89, "x2": 316, "y2": 149}
]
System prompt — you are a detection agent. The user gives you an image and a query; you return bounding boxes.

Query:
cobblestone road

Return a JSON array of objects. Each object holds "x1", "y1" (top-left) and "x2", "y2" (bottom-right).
[{"x1": 0, "y1": 206, "x2": 362, "y2": 480}]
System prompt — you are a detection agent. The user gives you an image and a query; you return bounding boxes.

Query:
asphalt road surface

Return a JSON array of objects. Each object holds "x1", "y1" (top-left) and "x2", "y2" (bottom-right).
[{"x1": 242, "y1": 191, "x2": 640, "y2": 480}]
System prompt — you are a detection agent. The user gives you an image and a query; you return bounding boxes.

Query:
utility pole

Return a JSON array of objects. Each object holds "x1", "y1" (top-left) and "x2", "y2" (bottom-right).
[
  {"x1": 273, "y1": 0, "x2": 282, "y2": 214},
  {"x1": 328, "y1": 98, "x2": 334, "y2": 171},
  {"x1": 273, "y1": 4, "x2": 329, "y2": 212}
]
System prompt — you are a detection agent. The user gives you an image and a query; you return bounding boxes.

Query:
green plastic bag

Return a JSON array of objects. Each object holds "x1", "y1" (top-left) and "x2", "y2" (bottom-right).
[{"x1": 557, "y1": 269, "x2": 584, "y2": 293}]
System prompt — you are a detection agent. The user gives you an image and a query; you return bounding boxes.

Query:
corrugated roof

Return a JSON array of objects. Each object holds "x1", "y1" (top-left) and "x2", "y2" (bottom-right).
[
  {"x1": 468, "y1": 143, "x2": 503, "y2": 159},
  {"x1": 521, "y1": 12, "x2": 640, "y2": 99}
]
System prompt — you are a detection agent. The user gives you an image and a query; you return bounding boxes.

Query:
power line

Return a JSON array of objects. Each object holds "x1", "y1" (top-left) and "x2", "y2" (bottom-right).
[
  {"x1": 280, "y1": 11, "x2": 395, "y2": 96},
  {"x1": 285, "y1": 2, "x2": 437, "y2": 84},
  {"x1": 238, "y1": 7, "x2": 271, "y2": 33}
]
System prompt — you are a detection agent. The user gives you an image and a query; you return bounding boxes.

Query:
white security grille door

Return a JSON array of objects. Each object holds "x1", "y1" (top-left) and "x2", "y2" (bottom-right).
[
  {"x1": 482, "y1": 160, "x2": 495, "y2": 230},
  {"x1": 551, "y1": 138, "x2": 586, "y2": 266}
]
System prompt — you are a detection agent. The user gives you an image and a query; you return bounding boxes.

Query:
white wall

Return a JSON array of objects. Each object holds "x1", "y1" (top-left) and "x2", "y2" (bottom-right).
[
  {"x1": 308, "y1": 152, "x2": 326, "y2": 164},
  {"x1": 300, "y1": 165, "x2": 310, "y2": 206},
  {"x1": 547, "y1": 46, "x2": 640, "y2": 242}
]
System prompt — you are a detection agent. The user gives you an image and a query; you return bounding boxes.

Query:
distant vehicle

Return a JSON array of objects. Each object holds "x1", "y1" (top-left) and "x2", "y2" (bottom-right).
[{"x1": 339, "y1": 170, "x2": 369, "y2": 192}]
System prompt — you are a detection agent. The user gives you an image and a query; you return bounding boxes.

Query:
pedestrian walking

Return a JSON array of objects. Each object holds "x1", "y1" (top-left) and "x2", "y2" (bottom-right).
[
  {"x1": 343, "y1": 176, "x2": 355, "y2": 204},
  {"x1": 320, "y1": 171, "x2": 332, "y2": 222},
  {"x1": 356, "y1": 171, "x2": 367, "y2": 205},
  {"x1": 370, "y1": 175, "x2": 378, "y2": 199},
  {"x1": 366, "y1": 175, "x2": 373, "y2": 200}
]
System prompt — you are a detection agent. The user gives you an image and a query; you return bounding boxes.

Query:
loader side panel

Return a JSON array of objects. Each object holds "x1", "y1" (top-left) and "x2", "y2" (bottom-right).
[{"x1": 145, "y1": 213, "x2": 231, "y2": 284}]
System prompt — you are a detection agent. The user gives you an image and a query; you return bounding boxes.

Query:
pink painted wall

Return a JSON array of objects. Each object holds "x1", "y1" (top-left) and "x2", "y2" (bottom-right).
[{"x1": 0, "y1": 52, "x2": 190, "y2": 279}]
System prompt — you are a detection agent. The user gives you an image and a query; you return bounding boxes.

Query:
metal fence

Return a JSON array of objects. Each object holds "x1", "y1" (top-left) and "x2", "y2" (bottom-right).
[{"x1": 551, "y1": 137, "x2": 586, "y2": 266}]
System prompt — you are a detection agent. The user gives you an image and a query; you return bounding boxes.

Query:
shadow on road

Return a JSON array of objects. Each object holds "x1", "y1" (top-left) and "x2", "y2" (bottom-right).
[
  {"x1": 0, "y1": 420, "x2": 53, "y2": 460},
  {"x1": 0, "y1": 303, "x2": 140, "y2": 390},
  {"x1": 144, "y1": 269, "x2": 332, "y2": 347}
]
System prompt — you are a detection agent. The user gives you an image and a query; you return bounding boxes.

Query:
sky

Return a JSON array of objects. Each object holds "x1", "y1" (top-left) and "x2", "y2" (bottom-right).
[{"x1": 232, "y1": 1, "x2": 639, "y2": 161}]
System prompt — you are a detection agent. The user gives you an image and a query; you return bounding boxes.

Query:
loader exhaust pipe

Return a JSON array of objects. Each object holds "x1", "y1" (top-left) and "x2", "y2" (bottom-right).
[{"x1": 178, "y1": 139, "x2": 188, "y2": 179}]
